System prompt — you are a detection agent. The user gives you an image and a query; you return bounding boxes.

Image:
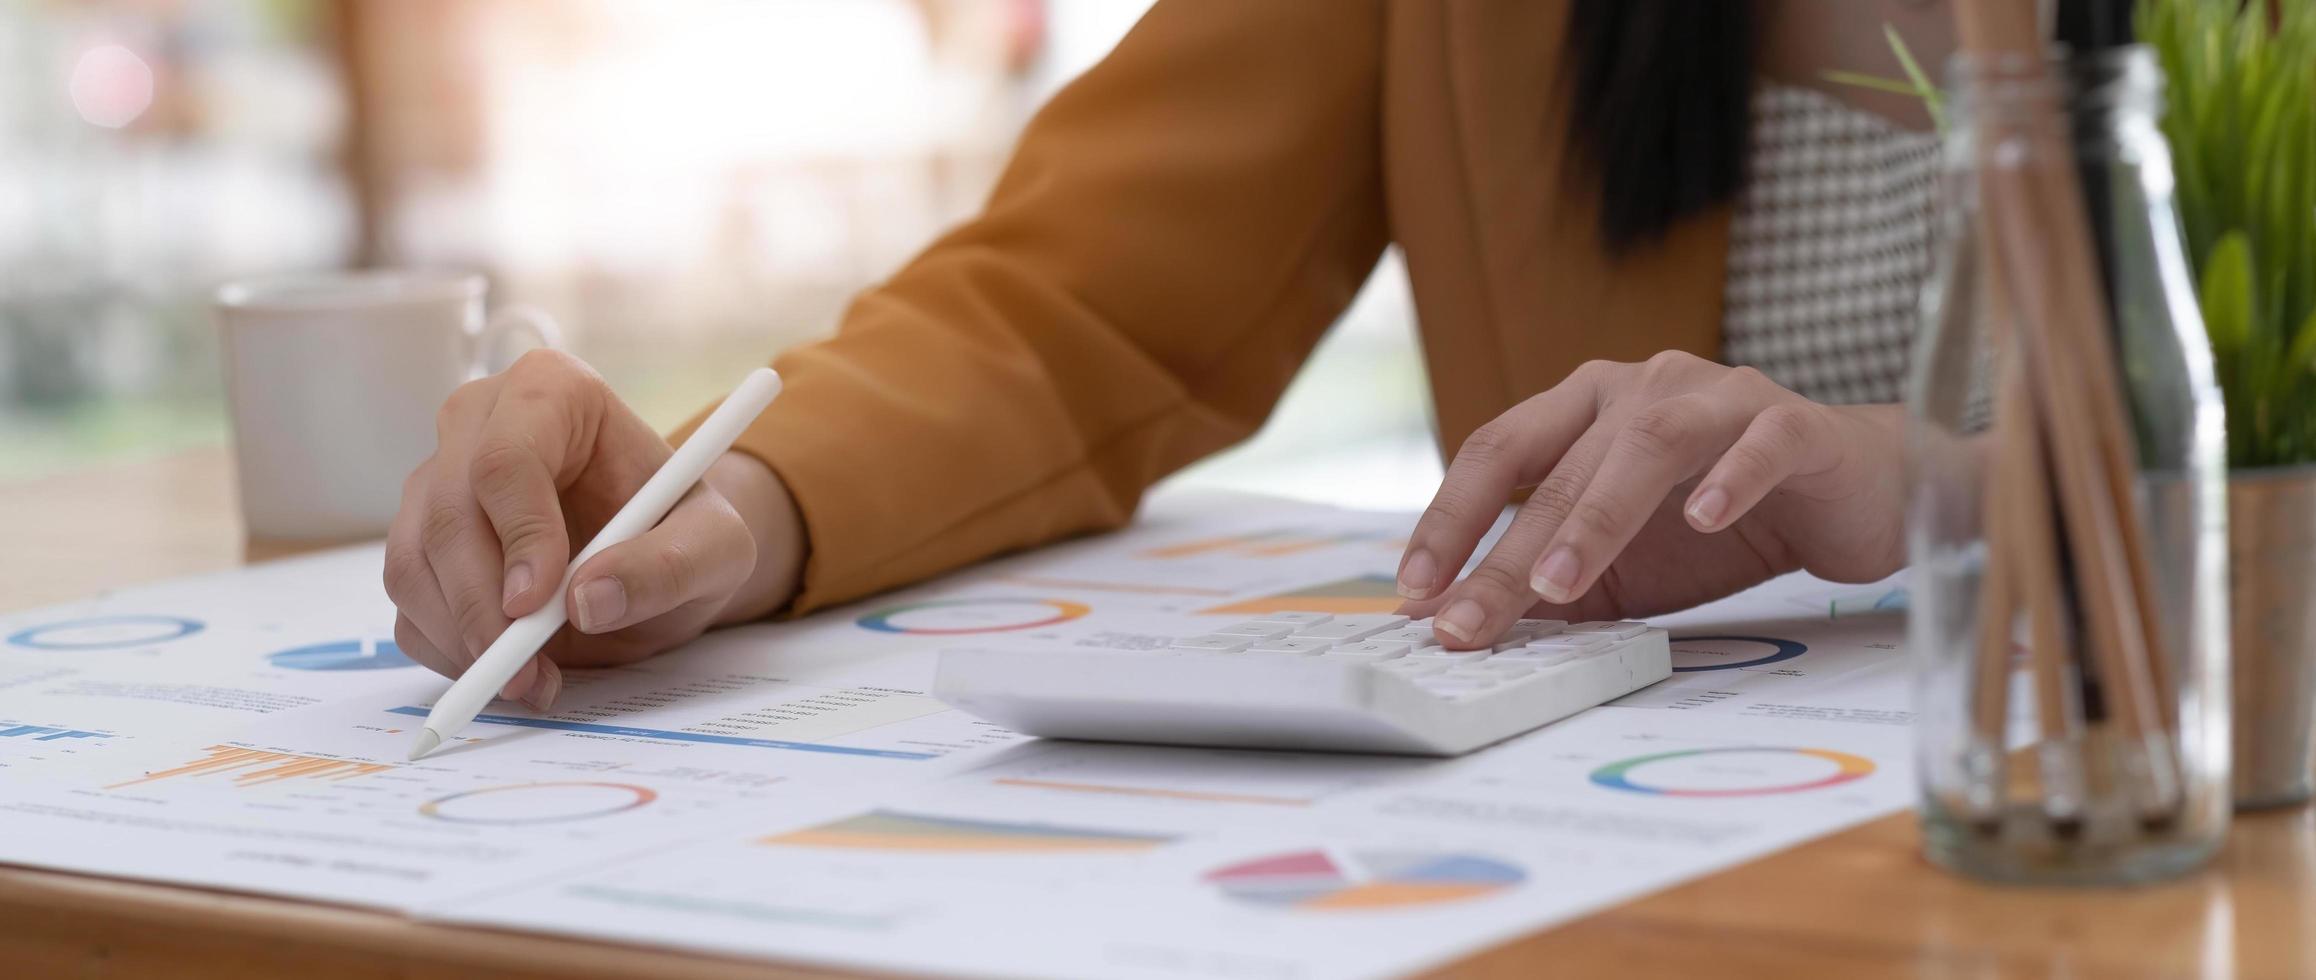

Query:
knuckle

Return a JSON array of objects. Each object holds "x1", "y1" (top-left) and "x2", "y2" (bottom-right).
[
  {"x1": 1561, "y1": 497, "x2": 1623, "y2": 542},
  {"x1": 1464, "y1": 560, "x2": 1533, "y2": 600},
  {"x1": 468, "y1": 438, "x2": 537, "y2": 498},
  {"x1": 1639, "y1": 349, "x2": 1704, "y2": 387},
  {"x1": 1570, "y1": 359, "x2": 1617, "y2": 383},
  {"x1": 1619, "y1": 405, "x2": 1694, "y2": 462},
  {"x1": 510, "y1": 347, "x2": 590, "y2": 382},
  {"x1": 436, "y1": 380, "x2": 490, "y2": 431},
  {"x1": 1524, "y1": 474, "x2": 1585, "y2": 522},
  {"x1": 653, "y1": 539, "x2": 701, "y2": 593},
  {"x1": 417, "y1": 494, "x2": 473, "y2": 547},
  {"x1": 382, "y1": 548, "x2": 429, "y2": 603},
  {"x1": 1454, "y1": 422, "x2": 1512, "y2": 470},
  {"x1": 1725, "y1": 364, "x2": 1772, "y2": 389},
  {"x1": 1723, "y1": 439, "x2": 1786, "y2": 482},
  {"x1": 1754, "y1": 404, "x2": 1816, "y2": 447}
]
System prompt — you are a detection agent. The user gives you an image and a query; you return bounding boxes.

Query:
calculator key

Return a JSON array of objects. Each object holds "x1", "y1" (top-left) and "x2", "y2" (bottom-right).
[
  {"x1": 1368, "y1": 628, "x2": 1438, "y2": 646},
  {"x1": 1496, "y1": 648, "x2": 1575, "y2": 667},
  {"x1": 1293, "y1": 615, "x2": 1410, "y2": 642},
  {"x1": 1564, "y1": 621, "x2": 1647, "y2": 639},
  {"x1": 1248, "y1": 612, "x2": 1333, "y2": 628},
  {"x1": 1170, "y1": 635, "x2": 1253, "y2": 653},
  {"x1": 1514, "y1": 619, "x2": 1566, "y2": 637},
  {"x1": 1211, "y1": 622, "x2": 1296, "y2": 640},
  {"x1": 1322, "y1": 641, "x2": 1410, "y2": 661},
  {"x1": 1527, "y1": 632, "x2": 1611, "y2": 650},
  {"x1": 1247, "y1": 636, "x2": 1336, "y2": 655}
]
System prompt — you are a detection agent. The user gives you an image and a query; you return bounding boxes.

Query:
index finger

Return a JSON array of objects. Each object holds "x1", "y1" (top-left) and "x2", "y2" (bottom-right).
[{"x1": 1396, "y1": 364, "x2": 1604, "y2": 602}]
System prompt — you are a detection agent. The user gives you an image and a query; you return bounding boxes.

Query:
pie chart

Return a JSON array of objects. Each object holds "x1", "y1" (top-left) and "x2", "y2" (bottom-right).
[
  {"x1": 420, "y1": 782, "x2": 659, "y2": 825},
  {"x1": 855, "y1": 598, "x2": 1090, "y2": 635},
  {"x1": 8, "y1": 615, "x2": 204, "y2": 650},
  {"x1": 1205, "y1": 849, "x2": 1525, "y2": 911},
  {"x1": 266, "y1": 639, "x2": 416, "y2": 671}
]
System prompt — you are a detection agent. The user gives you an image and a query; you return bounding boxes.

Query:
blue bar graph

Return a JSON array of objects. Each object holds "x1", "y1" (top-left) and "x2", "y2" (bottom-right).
[
  {"x1": 0, "y1": 724, "x2": 109, "y2": 742},
  {"x1": 384, "y1": 707, "x2": 935, "y2": 760}
]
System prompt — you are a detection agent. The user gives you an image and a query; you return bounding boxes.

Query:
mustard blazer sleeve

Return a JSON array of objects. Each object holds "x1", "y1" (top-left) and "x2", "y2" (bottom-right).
[{"x1": 674, "y1": 0, "x2": 1390, "y2": 613}]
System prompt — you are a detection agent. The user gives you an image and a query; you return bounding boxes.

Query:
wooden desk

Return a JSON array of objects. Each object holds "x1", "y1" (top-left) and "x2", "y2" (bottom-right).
[{"x1": 5, "y1": 450, "x2": 2313, "y2": 979}]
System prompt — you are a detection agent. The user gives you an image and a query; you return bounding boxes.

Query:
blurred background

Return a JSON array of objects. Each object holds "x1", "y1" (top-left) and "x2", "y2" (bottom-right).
[{"x1": 0, "y1": 0, "x2": 1438, "y2": 510}]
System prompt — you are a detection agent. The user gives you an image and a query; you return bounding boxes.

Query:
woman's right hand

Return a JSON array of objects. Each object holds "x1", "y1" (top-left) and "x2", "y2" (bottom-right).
[{"x1": 383, "y1": 350, "x2": 805, "y2": 712}]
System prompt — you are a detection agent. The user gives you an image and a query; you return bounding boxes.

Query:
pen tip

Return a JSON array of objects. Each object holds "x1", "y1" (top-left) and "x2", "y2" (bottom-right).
[{"x1": 408, "y1": 729, "x2": 442, "y2": 761}]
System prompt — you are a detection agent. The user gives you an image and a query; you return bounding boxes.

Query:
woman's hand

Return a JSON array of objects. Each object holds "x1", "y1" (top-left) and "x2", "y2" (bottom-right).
[
  {"x1": 1395, "y1": 351, "x2": 1905, "y2": 648},
  {"x1": 383, "y1": 350, "x2": 805, "y2": 710}
]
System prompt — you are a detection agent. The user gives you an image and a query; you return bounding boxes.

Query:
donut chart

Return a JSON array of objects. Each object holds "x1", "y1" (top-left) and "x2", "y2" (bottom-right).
[
  {"x1": 1205, "y1": 849, "x2": 1525, "y2": 911},
  {"x1": 1589, "y1": 747, "x2": 1874, "y2": 797},
  {"x1": 856, "y1": 598, "x2": 1090, "y2": 635},
  {"x1": 267, "y1": 639, "x2": 416, "y2": 671},
  {"x1": 419, "y1": 782, "x2": 659, "y2": 825},
  {"x1": 7, "y1": 615, "x2": 204, "y2": 650},
  {"x1": 1668, "y1": 634, "x2": 1808, "y2": 672}
]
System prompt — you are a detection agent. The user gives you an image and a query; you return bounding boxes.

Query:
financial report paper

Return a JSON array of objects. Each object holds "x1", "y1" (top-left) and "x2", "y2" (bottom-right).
[{"x1": 0, "y1": 492, "x2": 1917, "y2": 979}]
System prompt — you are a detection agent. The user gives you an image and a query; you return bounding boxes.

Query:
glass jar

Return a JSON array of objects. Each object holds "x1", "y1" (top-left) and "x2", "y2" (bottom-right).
[{"x1": 1907, "y1": 47, "x2": 2230, "y2": 884}]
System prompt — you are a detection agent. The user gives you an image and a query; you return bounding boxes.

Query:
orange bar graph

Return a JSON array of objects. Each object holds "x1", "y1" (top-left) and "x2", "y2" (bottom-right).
[
  {"x1": 1140, "y1": 530, "x2": 1394, "y2": 560},
  {"x1": 107, "y1": 745, "x2": 393, "y2": 789}
]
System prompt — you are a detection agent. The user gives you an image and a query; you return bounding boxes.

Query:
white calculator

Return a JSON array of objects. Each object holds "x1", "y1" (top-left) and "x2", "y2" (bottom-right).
[{"x1": 932, "y1": 614, "x2": 1670, "y2": 756}]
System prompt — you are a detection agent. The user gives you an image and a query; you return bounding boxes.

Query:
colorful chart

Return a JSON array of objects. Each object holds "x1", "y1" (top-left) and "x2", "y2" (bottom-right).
[
  {"x1": 1589, "y1": 746, "x2": 1875, "y2": 797},
  {"x1": 1202, "y1": 575, "x2": 1403, "y2": 616},
  {"x1": 762, "y1": 810, "x2": 1173, "y2": 853},
  {"x1": 267, "y1": 638, "x2": 416, "y2": 671},
  {"x1": 1205, "y1": 850, "x2": 1525, "y2": 910},
  {"x1": 382, "y1": 706, "x2": 937, "y2": 760},
  {"x1": 420, "y1": 782, "x2": 659, "y2": 825},
  {"x1": 1669, "y1": 635, "x2": 1809, "y2": 673},
  {"x1": 1141, "y1": 529, "x2": 1397, "y2": 560},
  {"x1": 855, "y1": 598, "x2": 1089, "y2": 635},
  {"x1": 7, "y1": 615, "x2": 203, "y2": 650},
  {"x1": 108, "y1": 745, "x2": 393, "y2": 790},
  {"x1": 0, "y1": 723, "x2": 109, "y2": 742}
]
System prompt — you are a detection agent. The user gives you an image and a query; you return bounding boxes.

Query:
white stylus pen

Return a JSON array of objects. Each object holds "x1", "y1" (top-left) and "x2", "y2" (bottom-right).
[{"x1": 407, "y1": 367, "x2": 782, "y2": 760}]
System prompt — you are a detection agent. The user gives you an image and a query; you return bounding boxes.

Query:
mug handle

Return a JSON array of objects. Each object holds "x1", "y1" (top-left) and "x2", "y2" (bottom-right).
[{"x1": 471, "y1": 304, "x2": 566, "y2": 378}]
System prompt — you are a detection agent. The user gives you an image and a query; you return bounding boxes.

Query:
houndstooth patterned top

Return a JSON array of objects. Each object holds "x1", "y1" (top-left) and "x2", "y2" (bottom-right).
[{"x1": 1721, "y1": 84, "x2": 1942, "y2": 405}]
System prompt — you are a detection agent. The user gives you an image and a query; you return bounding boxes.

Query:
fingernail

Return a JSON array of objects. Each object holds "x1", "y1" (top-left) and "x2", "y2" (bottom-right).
[
  {"x1": 1688, "y1": 487, "x2": 1730, "y2": 529},
  {"x1": 501, "y1": 562, "x2": 534, "y2": 609},
  {"x1": 521, "y1": 665, "x2": 561, "y2": 713},
  {"x1": 1396, "y1": 550, "x2": 1437, "y2": 599},
  {"x1": 574, "y1": 577, "x2": 626, "y2": 633},
  {"x1": 1532, "y1": 548, "x2": 1581, "y2": 603},
  {"x1": 1436, "y1": 601, "x2": 1484, "y2": 644}
]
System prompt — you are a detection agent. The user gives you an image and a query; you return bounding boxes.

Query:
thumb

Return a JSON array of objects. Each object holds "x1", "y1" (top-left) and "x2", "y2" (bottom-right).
[{"x1": 567, "y1": 488, "x2": 755, "y2": 635}]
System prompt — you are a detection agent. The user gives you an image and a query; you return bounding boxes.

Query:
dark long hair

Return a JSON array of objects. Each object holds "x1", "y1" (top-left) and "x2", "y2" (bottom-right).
[{"x1": 1564, "y1": 1, "x2": 1760, "y2": 253}]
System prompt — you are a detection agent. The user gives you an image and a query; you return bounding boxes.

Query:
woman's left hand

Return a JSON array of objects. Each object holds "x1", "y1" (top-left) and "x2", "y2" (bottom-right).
[{"x1": 1395, "y1": 351, "x2": 1907, "y2": 648}]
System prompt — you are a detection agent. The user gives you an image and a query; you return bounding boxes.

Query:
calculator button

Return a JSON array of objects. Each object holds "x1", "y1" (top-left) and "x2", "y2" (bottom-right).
[
  {"x1": 1248, "y1": 612, "x2": 1333, "y2": 628},
  {"x1": 1513, "y1": 618, "x2": 1567, "y2": 636},
  {"x1": 1564, "y1": 621, "x2": 1647, "y2": 639},
  {"x1": 1321, "y1": 641, "x2": 1410, "y2": 661},
  {"x1": 1170, "y1": 635, "x2": 1253, "y2": 652},
  {"x1": 1211, "y1": 622, "x2": 1296, "y2": 640},
  {"x1": 1496, "y1": 648, "x2": 1575, "y2": 667},
  {"x1": 1527, "y1": 632, "x2": 1611, "y2": 650},
  {"x1": 1247, "y1": 637, "x2": 1336, "y2": 655},
  {"x1": 1368, "y1": 628, "x2": 1438, "y2": 646},
  {"x1": 1293, "y1": 615, "x2": 1410, "y2": 642}
]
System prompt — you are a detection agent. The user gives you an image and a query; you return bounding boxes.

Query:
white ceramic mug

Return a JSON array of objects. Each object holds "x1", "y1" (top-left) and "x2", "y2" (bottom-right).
[{"x1": 215, "y1": 271, "x2": 563, "y2": 543}]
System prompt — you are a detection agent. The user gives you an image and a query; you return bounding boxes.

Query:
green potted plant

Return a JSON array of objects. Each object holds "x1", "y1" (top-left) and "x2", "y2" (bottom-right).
[{"x1": 2139, "y1": 0, "x2": 2316, "y2": 808}]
